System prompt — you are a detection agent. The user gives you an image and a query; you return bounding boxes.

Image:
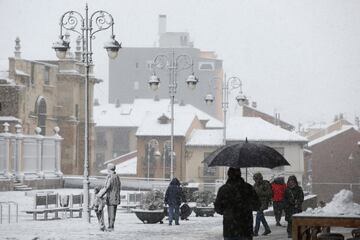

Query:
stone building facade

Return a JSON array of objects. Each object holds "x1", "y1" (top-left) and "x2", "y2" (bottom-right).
[{"x1": 0, "y1": 38, "x2": 100, "y2": 176}]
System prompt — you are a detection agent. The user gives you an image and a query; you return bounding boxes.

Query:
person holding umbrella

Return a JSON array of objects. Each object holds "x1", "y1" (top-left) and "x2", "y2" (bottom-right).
[
  {"x1": 253, "y1": 172, "x2": 272, "y2": 236},
  {"x1": 214, "y1": 168, "x2": 260, "y2": 240}
]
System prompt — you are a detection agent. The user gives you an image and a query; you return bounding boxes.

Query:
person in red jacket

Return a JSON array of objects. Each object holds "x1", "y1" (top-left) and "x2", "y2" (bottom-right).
[{"x1": 271, "y1": 176, "x2": 287, "y2": 226}]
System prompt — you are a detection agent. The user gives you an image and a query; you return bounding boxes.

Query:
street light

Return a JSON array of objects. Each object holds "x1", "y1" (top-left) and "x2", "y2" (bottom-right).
[
  {"x1": 205, "y1": 74, "x2": 247, "y2": 181},
  {"x1": 148, "y1": 50, "x2": 198, "y2": 179},
  {"x1": 147, "y1": 139, "x2": 161, "y2": 181},
  {"x1": 53, "y1": 4, "x2": 121, "y2": 223}
]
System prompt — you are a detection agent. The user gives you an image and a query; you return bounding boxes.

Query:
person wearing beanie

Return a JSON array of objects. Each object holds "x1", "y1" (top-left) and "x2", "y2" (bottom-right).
[
  {"x1": 214, "y1": 168, "x2": 260, "y2": 240},
  {"x1": 253, "y1": 172, "x2": 272, "y2": 236},
  {"x1": 98, "y1": 163, "x2": 121, "y2": 231}
]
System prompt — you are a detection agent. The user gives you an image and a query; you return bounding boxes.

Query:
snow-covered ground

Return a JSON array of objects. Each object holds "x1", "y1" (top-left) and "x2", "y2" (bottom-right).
[{"x1": 0, "y1": 189, "x2": 355, "y2": 240}]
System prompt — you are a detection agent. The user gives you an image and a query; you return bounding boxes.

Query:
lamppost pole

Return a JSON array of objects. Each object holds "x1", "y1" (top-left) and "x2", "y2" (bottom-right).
[
  {"x1": 148, "y1": 50, "x2": 198, "y2": 180},
  {"x1": 222, "y1": 74, "x2": 247, "y2": 180},
  {"x1": 53, "y1": 4, "x2": 121, "y2": 223}
]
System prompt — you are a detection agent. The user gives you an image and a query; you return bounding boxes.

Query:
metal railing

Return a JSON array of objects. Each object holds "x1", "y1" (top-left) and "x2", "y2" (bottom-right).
[{"x1": 0, "y1": 201, "x2": 18, "y2": 224}]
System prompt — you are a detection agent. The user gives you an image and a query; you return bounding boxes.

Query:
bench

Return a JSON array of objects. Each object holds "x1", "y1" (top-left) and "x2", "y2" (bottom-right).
[
  {"x1": 25, "y1": 193, "x2": 68, "y2": 220},
  {"x1": 69, "y1": 194, "x2": 83, "y2": 218}
]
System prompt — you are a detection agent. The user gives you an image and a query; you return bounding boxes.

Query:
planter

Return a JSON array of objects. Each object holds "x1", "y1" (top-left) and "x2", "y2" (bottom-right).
[
  {"x1": 193, "y1": 206, "x2": 215, "y2": 217},
  {"x1": 132, "y1": 209, "x2": 165, "y2": 224}
]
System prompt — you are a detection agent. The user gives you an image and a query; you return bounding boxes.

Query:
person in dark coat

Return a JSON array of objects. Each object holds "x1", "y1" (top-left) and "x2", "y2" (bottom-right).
[
  {"x1": 214, "y1": 168, "x2": 260, "y2": 240},
  {"x1": 253, "y1": 172, "x2": 272, "y2": 236},
  {"x1": 164, "y1": 177, "x2": 185, "y2": 225},
  {"x1": 99, "y1": 163, "x2": 121, "y2": 231},
  {"x1": 284, "y1": 175, "x2": 304, "y2": 238},
  {"x1": 271, "y1": 176, "x2": 287, "y2": 226}
]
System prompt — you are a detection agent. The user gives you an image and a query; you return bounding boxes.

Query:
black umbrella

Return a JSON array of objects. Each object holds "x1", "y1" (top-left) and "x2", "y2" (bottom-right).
[{"x1": 203, "y1": 139, "x2": 290, "y2": 169}]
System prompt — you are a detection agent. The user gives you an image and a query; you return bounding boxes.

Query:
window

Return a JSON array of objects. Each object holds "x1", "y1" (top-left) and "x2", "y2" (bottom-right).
[
  {"x1": 135, "y1": 62, "x2": 139, "y2": 68},
  {"x1": 36, "y1": 96, "x2": 47, "y2": 135},
  {"x1": 146, "y1": 61, "x2": 153, "y2": 70},
  {"x1": 199, "y1": 62, "x2": 214, "y2": 71},
  {"x1": 75, "y1": 104, "x2": 79, "y2": 120},
  {"x1": 203, "y1": 152, "x2": 216, "y2": 176},
  {"x1": 0, "y1": 102, "x2": 2, "y2": 112},
  {"x1": 95, "y1": 153, "x2": 105, "y2": 169},
  {"x1": 134, "y1": 81, "x2": 139, "y2": 90},
  {"x1": 96, "y1": 132, "x2": 107, "y2": 146},
  {"x1": 44, "y1": 66, "x2": 50, "y2": 85}
]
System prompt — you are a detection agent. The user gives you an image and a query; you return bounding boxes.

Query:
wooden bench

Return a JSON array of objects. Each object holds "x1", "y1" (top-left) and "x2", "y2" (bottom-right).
[
  {"x1": 69, "y1": 194, "x2": 83, "y2": 218},
  {"x1": 25, "y1": 193, "x2": 68, "y2": 220}
]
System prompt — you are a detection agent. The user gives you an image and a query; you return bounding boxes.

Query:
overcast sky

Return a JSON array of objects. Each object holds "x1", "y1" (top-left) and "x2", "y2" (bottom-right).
[{"x1": 1, "y1": 0, "x2": 359, "y2": 127}]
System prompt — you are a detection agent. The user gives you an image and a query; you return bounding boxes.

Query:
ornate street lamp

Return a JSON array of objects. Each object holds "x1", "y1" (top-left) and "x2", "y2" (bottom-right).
[
  {"x1": 53, "y1": 4, "x2": 121, "y2": 223},
  {"x1": 205, "y1": 74, "x2": 247, "y2": 181},
  {"x1": 148, "y1": 50, "x2": 198, "y2": 179}
]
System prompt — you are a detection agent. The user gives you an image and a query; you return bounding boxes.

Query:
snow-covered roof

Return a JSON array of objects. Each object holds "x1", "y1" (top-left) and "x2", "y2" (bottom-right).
[
  {"x1": 15, "y1": 69, "x2": 29, "y2": 76},
  {"x1": 94, "y1": 98, "x2": 223, "y2": 129},
  {"x1": 226, "y1": 117, "x2": 307, "y2": 142},
  {"x1": 94, "y1": 104, "x2": 135, "y2": 127},
  {"x1": 100, "y1": 156, "x2": 137, "y2": 175},
  {"x1": 136, "y1": 112, "x2": 196, "y2": 136},
  {"x1": 186, "y1": 129, "x2": 223, "y2": 146},
  {"x1": 308, "y1": 125, "x2": 355, "y2": 147}
]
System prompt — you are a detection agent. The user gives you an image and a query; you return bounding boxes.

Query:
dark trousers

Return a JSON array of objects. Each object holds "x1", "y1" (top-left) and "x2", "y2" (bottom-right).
[
  {"x1": 168, "y1": 205, "x2": 180, "y2": 224},
  {"x1": 273, "y1": 201, "x2": 284, "y2": 223},
  {"x1": 107, "y1": 205, "x2": 117, "y2": 229},
  {"x1": 95, "y1": 210, "x2": 105, "y2": 230},
  {"x1": 254, "y1": 211, "x2": 270, "y2": 234},
  {"x1": 287, "y1": 218, "x2": 292, "y2": 236}
]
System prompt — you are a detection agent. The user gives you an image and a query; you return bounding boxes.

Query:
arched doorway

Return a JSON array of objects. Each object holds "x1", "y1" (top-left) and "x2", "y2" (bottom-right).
[{"x1": 35, "y1": 96, "x2": 47, "y2": 135}]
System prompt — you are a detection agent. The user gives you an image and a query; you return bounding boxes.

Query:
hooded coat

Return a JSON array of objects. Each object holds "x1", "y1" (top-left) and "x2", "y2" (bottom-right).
[
  {"x1": 215, "y1": 175, "x2": 260, "y2": 238},
  {"x1": 253, "y1": 173, "x2": 273, "y2": 211},
  {"x1": 165, "y1": 178, "x2": 185, "y2": 207},
  {"x1": 271, "y1": 177, "x2": 287, "y2": 202},
  {"x1": 284, "y1": 175, "x2": 304, "y2": 221}
]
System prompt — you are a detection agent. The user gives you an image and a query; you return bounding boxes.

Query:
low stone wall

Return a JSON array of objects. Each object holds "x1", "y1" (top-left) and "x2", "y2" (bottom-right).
[
  {"x1": 264, "y1": 194, "x2": 318, "y2": 216},
  {"x1": 24, "y1": 178, "x2": 64, "y2": 189},
  {"x1": 0, "y1": 179, "x2": 14, "y2": 191}
]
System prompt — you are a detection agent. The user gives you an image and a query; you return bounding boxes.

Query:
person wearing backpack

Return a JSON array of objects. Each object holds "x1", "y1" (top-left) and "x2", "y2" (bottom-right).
[
  {"x1": 214, "y1": 168, "x2": 260, "y2": 240},
  {"x1": 253, "y1": 172, "x2": 272, "y2": 236}
]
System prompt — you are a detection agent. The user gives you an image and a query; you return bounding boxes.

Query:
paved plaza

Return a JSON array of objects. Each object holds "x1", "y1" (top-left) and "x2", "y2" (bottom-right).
[{"x1": 0, "y1": 189, "x2": 354, "y2": 240}]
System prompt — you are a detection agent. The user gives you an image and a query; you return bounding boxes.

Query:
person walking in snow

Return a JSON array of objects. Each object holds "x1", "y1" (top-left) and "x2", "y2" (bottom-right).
[
  {"x1": 98, "y1": 163, "x2": 121, "y2": 231},
  {"x1": 271, "y1": 176, "x2": 287, "y2": 226},
  {"x1": 253, "y1": 172, "x2": 272, "y2": 236},
  {"x1": 164, "y1": 177, "x2": 185, "y2": 225},
  {"x1": 284, "y1": 175, "x2": 304, "y2": 238},
  {"x1": 214, "y1": 168, "x2": 260, "y2": 240}
]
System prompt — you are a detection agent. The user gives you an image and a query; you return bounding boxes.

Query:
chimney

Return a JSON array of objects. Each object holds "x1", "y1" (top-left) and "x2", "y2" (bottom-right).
[
  {"x1": 159, "y1": 14, "x2": 167, "y2": 36},
  {"x1": 14, "y1": 37, "x2": 21, "y2": 58},
  {"x1": 251, "y1": 101, "x2": 257, "y2": 108}
]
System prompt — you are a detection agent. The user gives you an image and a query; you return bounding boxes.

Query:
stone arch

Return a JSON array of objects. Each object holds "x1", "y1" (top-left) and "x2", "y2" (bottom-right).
[{"x1": 35, "y1": 96, "x2": 47, "y2": 135}]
